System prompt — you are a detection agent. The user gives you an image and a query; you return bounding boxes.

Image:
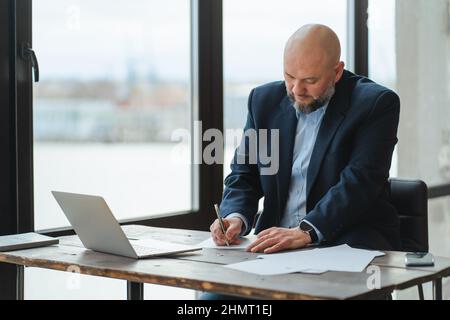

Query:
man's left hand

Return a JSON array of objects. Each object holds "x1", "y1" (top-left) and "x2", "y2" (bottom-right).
[{"x1": 246, "y1": 227, "x2": 312, "y2": 254}]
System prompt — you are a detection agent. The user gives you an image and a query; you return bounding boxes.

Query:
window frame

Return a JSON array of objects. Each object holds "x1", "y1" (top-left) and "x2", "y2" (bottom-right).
[
  {"x1": 0, "y1": 0, "x2": 32, "y2": 300},
  {"x1": 353, "y1": 0, "x2": 369, "y2": 76}
]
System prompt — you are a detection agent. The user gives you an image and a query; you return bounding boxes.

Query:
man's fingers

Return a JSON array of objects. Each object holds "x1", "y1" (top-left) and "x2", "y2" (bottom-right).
[
  {"x1": 209, "y1": 222, "x2": 215, "y2": 233},
  {"x1": 211, "y1": 222, "x2": 226, "y2": 243},
  {"x1": 213, "y1": 228, "x2": 226, "y2": 242},
  {"x1": 247, "y1": 236, "x2": 280, "y2": 253},
  {"x1": 213, "y1": 237, "x2": 226, "y2": 246},
  {"x1": 212, "y1": 229, "x2": 227, "y2": 245},
  {"x1": 212, "y1": 219, "x2": 226, "y2": 236},
  {"x1": 211, "y1": 219, "x2": 234, "y2": 245},
  {"x1": 223, "y1": 218, "x2": 243, "y2": 242},
  {"x1": 251, "y1": 238, "x2": 279, "y2": 253},
  {"x1": 210, "y1": 222, "x2": 222, "y2": 244},
  {"x1": 225, "y1": 224, "x2": 240, "y2": 241},
  {"x1": 222, "y1": 219, "x2": 231, "y2": 229},
  {"x1": 213, "y1": 233, "x2": 240, "y2": 246},
  {"x1": 257, "y1": 227, "x2": 278, "y2": 238},
  {"x1": 246, "y1": 228, "x2": 310, "y2": 253},
  {"x1": 229, "y1": 237, "x2": 241, "y2": 245},
  {"x1": 211, "y1": 217, "x2": 244, "y2": 246},
  {"x1": 263, "y1": 241, "x2": 287, "y2": 254},
  {"x1": 248, "y1": 233, "x2": 273, "y2": 248},
  {"x1": 246, "y1": 234, "x2": 269, "y2": 251}
]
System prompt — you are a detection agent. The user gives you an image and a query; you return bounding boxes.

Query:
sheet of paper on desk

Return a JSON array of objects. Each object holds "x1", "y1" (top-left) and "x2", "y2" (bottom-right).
[
  {"x1": 223, "y1": 257, "x2": 327, "y2": 275},
  {"x1": 198, "y1": 236, "x2": 256, "y2": 250},
  {"x1": 224, "y1": 244, "x2": 385, "y2": 275},
  {"x1": 258, "y1": 244, "x2": 385, "y2": 272},
  {"x1": 224, "y1": 248, "x2": 323, "y2": 275},
  {"x1": 130, "y1": 238, "x2": 202, "y2": 252}
]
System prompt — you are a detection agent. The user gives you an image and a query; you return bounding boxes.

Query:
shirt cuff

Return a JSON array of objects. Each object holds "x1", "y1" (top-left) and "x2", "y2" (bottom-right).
[
  {"x1": 225, "y1": 213, "x2": 249, "y2": 236},
  {"x1": 302, "y1": 219, "x2": 324, "y2": 244}
]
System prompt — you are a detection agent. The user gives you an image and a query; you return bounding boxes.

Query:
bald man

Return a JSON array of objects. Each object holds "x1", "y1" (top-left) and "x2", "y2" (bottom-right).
[{"x1": 204, "y1": 24, "x2": 400, "y2": 299}]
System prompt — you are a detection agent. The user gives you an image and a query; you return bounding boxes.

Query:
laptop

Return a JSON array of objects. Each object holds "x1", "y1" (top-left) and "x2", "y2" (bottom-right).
[{"x1": 52, "y1": 191, "x2": 201, "y2": 259}]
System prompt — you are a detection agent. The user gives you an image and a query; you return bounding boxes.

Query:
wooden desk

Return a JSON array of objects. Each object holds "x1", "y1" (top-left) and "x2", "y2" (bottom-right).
[{"x1": 0, "y1": 225, "x2": 448, "y2": 300}]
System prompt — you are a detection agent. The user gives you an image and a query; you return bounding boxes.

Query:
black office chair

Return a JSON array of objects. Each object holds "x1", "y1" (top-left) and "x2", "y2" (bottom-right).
[{"x1": 389, "y1": 178, "x2": 429, "y2": 299}]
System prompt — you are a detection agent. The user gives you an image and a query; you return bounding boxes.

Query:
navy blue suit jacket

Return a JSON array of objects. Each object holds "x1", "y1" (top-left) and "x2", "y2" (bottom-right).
[{"x1": 220, "y1": 70, "x2": 401, "y2": 250}]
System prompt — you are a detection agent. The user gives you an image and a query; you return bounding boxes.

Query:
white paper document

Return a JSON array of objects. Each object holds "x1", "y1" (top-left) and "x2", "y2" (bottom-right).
[
  {"x1": 198, "y1": 236, "x2": 257, "y2": 250},
  {"x1": 224, "y1": 244, "x2": 385, "y2": 275},
  {"x1": 129, "y1": 238, "x2": 202, "y2": 256},
  {"x1": 224, "y1": 257, "x2": 328, "y2": 275}
]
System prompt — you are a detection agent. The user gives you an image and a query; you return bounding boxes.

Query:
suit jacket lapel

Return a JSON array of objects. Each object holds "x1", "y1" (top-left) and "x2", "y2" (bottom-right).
[
  {"x1": 275, "y1": 96, "x2": 298, "y2": 217},
  {"x1": 306, "y1": 72, "x2": 350, "y2": 202}
]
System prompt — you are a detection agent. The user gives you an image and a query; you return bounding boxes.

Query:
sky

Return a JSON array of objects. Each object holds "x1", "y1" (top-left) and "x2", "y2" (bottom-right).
[{"x1": 33, "y1": 0, "x2": 394, "y2": 84}]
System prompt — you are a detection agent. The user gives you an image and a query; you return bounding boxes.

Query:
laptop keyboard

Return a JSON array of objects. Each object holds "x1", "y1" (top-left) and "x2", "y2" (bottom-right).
[{"x1": 132, "y1": 244, "x2": 160, "y2": 256}]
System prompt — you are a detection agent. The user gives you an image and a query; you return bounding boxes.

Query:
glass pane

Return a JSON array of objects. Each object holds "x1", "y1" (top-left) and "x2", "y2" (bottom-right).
[
  {"x1": 368, "y1": 0, "x2": 396, "y2": 90},
  {"x1": 367, "y1": 0, "x2": 397, "y2": 177},
  {"x1": 33, "y1": 0, "x2": 191, "y2": 231},
  {"x1": 369, "y1": 0, "x2": 450, "y2": 300},
  {"x1": 223, "y1": 0, "x2": 349, "y2": 177},
  {"x1": 369, "y1": 0, "x2": 450, "y2": 186}
]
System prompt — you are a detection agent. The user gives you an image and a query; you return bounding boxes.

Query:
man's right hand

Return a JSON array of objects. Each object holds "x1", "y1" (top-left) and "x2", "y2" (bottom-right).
[{"x1": 209, "y1": 217, "x2": 243, "y2": 246}]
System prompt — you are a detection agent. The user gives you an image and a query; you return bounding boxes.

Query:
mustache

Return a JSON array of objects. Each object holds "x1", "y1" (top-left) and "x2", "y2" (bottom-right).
[{"x1": 286, "y1": 85, "x2": 335, "y2": 114}]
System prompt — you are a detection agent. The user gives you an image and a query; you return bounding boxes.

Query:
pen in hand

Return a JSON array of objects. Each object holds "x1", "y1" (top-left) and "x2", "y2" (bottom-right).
[{"x1": 214, "y1": 204, "x2": 230, "y2": 246}]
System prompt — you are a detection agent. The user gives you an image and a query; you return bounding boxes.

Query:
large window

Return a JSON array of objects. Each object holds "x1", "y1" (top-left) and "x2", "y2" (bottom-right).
[
  {"x1": 25, "y1": 0, "x2": 195, "y2": 300},
  {"x1": 223, "y1": 0, "x2": 349, "y2": 177},
  {"x1": 33, "y1": 0, "x2": 192, "y2": 231},
  {"x1": 368, "y1": 0, "x2": 450, "y2": 299}
]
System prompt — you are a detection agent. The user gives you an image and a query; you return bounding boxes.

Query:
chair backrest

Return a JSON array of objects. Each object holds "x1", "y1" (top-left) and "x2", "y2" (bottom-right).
[{"x1": 389, "y1": 178, "x2": 429, "y2": 252}]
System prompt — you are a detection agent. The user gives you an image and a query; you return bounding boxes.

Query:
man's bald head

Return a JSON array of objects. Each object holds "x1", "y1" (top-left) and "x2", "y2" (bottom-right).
[
  {"x1": 283, "y1": 24, "x2": 345, "y2": 114},
  {"x1": 284, "y1": 24, "x2": 341, "y2": 69}
]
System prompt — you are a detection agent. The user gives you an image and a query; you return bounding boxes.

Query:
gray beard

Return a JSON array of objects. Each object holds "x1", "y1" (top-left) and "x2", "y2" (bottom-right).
[{"x1": 288, "y1": 84, "x2": 335, "y2": 114}]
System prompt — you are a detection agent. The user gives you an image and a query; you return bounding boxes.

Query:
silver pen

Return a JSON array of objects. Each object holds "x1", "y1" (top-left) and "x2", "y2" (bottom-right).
[{"x1": 214, "y1": 204, "x2": 230, "y2": 246}]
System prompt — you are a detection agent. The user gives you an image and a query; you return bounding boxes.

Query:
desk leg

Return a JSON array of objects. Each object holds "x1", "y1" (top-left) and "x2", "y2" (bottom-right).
[
  {"x1": 0, "y1": 263, "x2": 24, "y2": 300},
  {"x1": 432, "y1": 278, "x2": 442, "y2": 300},
  {"x1": 17, "y1": 265, "x2": 24, "y2": 300},
  {"x1": 417, "y1": 284, "x2": 425, "y2": 300},
  {"x1": 127, "y1": 281, "x2": 144, "y2": 300}
]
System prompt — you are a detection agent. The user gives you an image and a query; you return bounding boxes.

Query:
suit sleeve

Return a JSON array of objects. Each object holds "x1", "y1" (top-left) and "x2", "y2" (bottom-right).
[
  {"x1": 305, "y1": 91, "x2": 400, "y2": 243},
  {"x1": 220, "y1": 89, "x2": 264, "y2": 233}
]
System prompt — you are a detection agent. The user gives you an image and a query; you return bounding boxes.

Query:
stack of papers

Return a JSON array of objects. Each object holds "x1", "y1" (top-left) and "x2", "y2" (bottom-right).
[{"x1": 223, "y1": 244, "x2": 385, "y2": 275}]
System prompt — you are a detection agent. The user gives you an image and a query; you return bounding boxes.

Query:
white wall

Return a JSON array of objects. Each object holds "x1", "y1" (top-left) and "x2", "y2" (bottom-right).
[{"x1": 395, "y1": 0, "x2": 450, "y2": 299}]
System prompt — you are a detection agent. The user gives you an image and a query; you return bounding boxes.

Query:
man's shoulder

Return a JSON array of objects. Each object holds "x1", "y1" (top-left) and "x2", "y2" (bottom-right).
[
  {"x1": 252, "y1": 81, "x2": 286, "y2": 99},
  {"x1": 345, "y1": 70, "x2": 399, "y2": 102},
  {"x1": 247, "y1": 81, "x2": 287, "y2": 112},
  {"x1": 254, "y1": 80, "x2": 285, "y2": 92}
]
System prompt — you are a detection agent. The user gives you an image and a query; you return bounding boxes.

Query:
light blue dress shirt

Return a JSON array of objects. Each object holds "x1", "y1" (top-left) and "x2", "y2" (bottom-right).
[
  {"x1": 279, "y1": 103, "x2": 329, "y2": 243},
  {"x1": 228, "y1": 102, "x2": 329, "y2": 243}
]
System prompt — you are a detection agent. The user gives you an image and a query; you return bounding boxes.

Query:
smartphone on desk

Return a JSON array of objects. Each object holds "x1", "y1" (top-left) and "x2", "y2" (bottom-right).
[{"x1": 405, "y1": 252, "x2": 435, "y2": 267}]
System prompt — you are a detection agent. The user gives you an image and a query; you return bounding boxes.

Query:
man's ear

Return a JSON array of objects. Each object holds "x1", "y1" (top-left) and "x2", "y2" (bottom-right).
[{"x1": 334, "y1": 61, "x2": 345, "y2": 83}]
